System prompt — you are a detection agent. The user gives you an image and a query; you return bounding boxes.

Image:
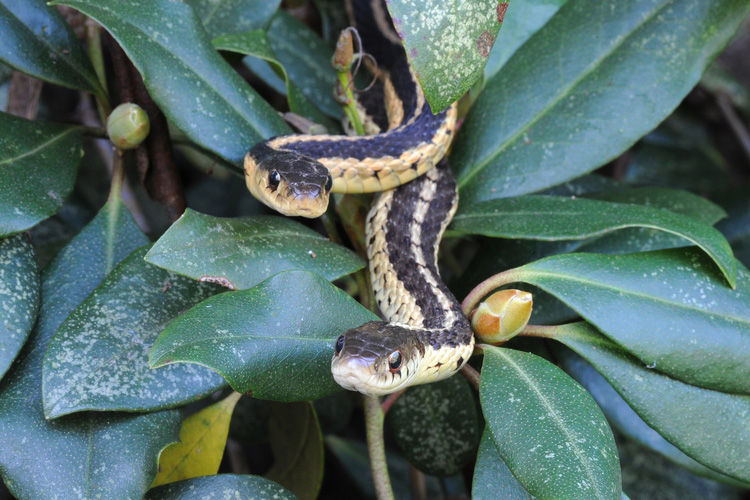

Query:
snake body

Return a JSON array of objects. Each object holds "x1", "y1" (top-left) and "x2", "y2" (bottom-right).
[
  {"x1": 331, "y1": 159, "x2": 474, "y2": 395},
  {"x1": 243, "y1": 0, "x2": 457, "y2": 218},
  {"x1": 243, "y1": 0, "x2": 473, "y2": 395}
]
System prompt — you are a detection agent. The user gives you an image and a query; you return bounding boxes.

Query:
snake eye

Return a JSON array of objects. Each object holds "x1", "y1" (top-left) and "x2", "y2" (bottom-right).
[
  {"x1": 334, "y1": 334, "x2": 345, "y2": 355},
  {"x1": 324, "y1": 175, "x2": 333, "y2": 192},
  {"x1": 268, "y1": 170, "x2": 281, "y2": 190},
  {"x1": 388, "y1": 350, "x2": 402, "y2": 372}
]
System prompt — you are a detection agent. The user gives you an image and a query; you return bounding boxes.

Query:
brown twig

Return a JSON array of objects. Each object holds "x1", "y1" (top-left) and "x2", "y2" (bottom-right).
[
  {"x1": 7, "y1": 72, "x2": 42, "y2": 119},
  {"x1": 128, "y1": 63, "x2": 186, "y2": 222},
  {"x1": 459, "y1": 364, "x2": 481, "y2": 390}
]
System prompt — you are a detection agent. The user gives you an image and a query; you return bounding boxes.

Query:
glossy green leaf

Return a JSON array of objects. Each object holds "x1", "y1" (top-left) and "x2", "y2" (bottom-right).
[
  {"x1": 145, "y1": 475, "x2": 297, "y2": 500},
  {"x1": 484, "y1": 0, "x2": 566, "y2": 81},
  {"x1": 260, "y1": 11, "x2": 341, "y2": 119},
  {"x1": 555, "y1": 322, "x2": 750, "y2": 482},
  {"x1": 387, "y1": 0, "x2": 506, "y2": 112},
  {"x1": 0, "y1": 0, "x2": 106, "y2": 100},
  {"x1": 480, "y1": 347, "x2": 621, "y2": 500},
  {"x1": 558, "y1": 347, "x2": 750, "y2": 488},
  {"x1": 145, "y1": 209, "x2": 364, "y2": 290},
  {"x1": 0, "y1": 112, "x2": 83, "y2": 236},
  {"x1": 473, "y1": 429, "x2": 536, "y2": 500},
  {"x1": 55, "y1": 0, "x2": 290, "y2": 165},
  {"x1": 150, "y1": 270, "x2": 378, "y2": 400},
  {"x1": 0, "y1": 234, "x2": 39, "y2": 381},
  {"x1": 452, "y1": 0, "x2": 750, "y2": 204},
  {"x1": 514, "y1": 248, "x2": 750, "y2": 393},
  {"x1": 623, "y1": 125, "x2": 729, "y2": 192},
  {"x1": 213, "y1": 31, "x2": 337, "y2": 132},
  {"x1": 389, "y1": 376, "x2": 479, "y2": 477},
  {"x1": 452, "y1": 195, "x2": 736, "y2": 286},
  {"x1": 266, "y1": 402, "x2": 323, "y2": 500},
  {"x1": 184, "y1": 0, "x2": 280, "y2": 38},
  {"x1": 0, "y1": 199, "x2": 182, "y2": 500},
  {"x1": 42, "y1": 245, "x2": 226, "y2": 419}
]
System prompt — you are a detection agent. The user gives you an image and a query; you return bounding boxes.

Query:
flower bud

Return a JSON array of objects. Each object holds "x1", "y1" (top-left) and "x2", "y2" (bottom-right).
[
  {"x1": 470, "y1": 289, "x2": 533, "y2": 344},
  {"x1": 107, "y1": 103, "x2": 150, "y2": 150}
]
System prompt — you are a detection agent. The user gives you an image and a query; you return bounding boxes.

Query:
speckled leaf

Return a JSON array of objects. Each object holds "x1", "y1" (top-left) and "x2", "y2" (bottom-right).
[
  {"x1": 266, "y1": 402, "x2": 323, "y2": 500},
  {"x1": 483, "y1": 0, "x2": 566, "y2": 81},
  {"x1": 150, "y1": 270, "x2": 378, "y2": 400},
  {"x1": 452, "y1": 195, "x2": 736, "y2": 286},
  {"x1": 0, "y1": 234, "x2": 39, "y2": 380},
  {"x1": 389, "y1": 376, "x2": 479, "y2": 476},
  {"x1": 479, "y1": 346, "x2": 621, "y2": 500},
  {"x1": 251, "y1": 11, "x2": 341, "y2": 119},
  {"x1": 387, "y1": 0, "x2": 507, "y2": 112},
  {"x1": 0, "y1": 199, "x2": 183, "y2": 500},
  {"x1": 0, "y1": 0, "x2": 106, "y2": 100},
  {"x1": 145, "y1": 210, "x2": 364, "y2": 290},
  {"x1": 555, "y1": 322, "x2": 750, "y2": 482},
  {"x1": 0, "y1": 112, "x2": 83, "y2": 236},
  {"x1": 153, "y1": 391, "x2": 242, "y2": 487},
  {"x1": 42, "y1": 245, "x2": 226, "y2": 419},
  {"x1": 513, "y1": 248, "x2": 750, "y2": 394},
  {"x1": 452, "y1": 0, "x2": 750, "y2": 204},
  {"x1": 473, "y1": 429, "x2": 536, "y2": 499},
  {"x1": 213, "y1": 31, "x2": 337, "y2": 135},
  {"x1": 146, "y1": 475, "x2": 298, "y2": 500},
  {"x1": 55, "y1": 0, "x2": 290, "y2": 165},
  {"x1": 184, "y1": 0, "x2": 280, "y2": 38},
  {"x1": 558, "y1": 347, "x2": 750, "y2": 487}
]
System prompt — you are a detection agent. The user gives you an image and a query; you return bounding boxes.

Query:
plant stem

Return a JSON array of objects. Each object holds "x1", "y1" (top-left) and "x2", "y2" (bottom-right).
[
  {"x1": 461, "y1": 268, "x2": 524, "y2": 316},
  {"x1": 364, "y1": 395, "x2": 395, "y2": 500},
  {"x1": 460, "y1": 363, "x2": 481, "y2": 390},
  {"x1": 380, "y1": 390, "x2": 404, "y2": 414},
  {"x1": 520, "y1": 324, "x2": 562, "y2": 339},
  {"x1": 86, "y1": 22, "x2": 111, "y2": 121}
]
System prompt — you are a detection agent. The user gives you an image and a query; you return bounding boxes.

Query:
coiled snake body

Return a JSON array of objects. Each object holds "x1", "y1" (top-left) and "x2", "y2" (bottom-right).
[{"x1": 244, "y1": 0, "x2": 474, "y2": 395}]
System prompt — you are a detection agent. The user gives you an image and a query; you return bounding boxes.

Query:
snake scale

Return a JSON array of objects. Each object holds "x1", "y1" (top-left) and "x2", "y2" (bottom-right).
[{"x1": 244, "y1": 0, "x2": 474, "y2": 395}]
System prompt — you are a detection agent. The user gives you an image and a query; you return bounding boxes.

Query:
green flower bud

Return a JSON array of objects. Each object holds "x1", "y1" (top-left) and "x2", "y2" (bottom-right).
[
  {"x1": 470, "y1": 289, "x2": 533, "y2": 344},
  {"x1": 107, "y1": 103, "x2": 150, "y2": 150}
]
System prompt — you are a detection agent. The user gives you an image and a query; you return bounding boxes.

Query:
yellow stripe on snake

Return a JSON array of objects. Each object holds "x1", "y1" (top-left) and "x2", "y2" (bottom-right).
[{"x1": 243, "y1": 0, "x2": 473, "y2": 396}]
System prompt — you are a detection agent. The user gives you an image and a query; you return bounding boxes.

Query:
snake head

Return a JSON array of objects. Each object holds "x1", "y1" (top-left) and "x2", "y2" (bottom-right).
[
  {"x1": 331, "y1": 321, "x2": 423, "y2": 396},
  {"x1": 244, "y1": 143, "x2": 333, "y2": 218}
]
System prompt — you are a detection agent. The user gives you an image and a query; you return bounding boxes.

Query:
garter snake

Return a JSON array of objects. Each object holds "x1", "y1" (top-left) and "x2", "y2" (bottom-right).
[{"x1": 243, "y1": 0, "x2": 474, "y2": 395}]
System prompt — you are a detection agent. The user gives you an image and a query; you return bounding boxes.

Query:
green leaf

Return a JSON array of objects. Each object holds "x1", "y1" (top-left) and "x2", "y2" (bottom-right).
[
  {"x1": 0, "y1": 0, "x2": 106, "y2": 100},
  {"x1": 480, "y1": 346, "x2": 621, "y2": 500},
  {"x1": 557, "y1": 347, "x2": 750, "y2": 488},
  {"x1": 389, "y1": 376, "x2": 479, "y2": 477},
  {"x1": 484, "y1": 0, "x2": 567, "y2": 81},
  {"x1": 514, "y1": 248, "x2": 750, "y2": 393},
  {"x1": 452, "y1": 0, "x2": 750, "y2": 204},
  {"x1": 42, "y1": 245, "x2": 226, "y2": 419},
  {"x1": 473, "y1": 429, "x2": 536, "y2": 499},
  {"x1": 0, "y1": 200, "x2": 182, "y2": 500},
  {"x1": 146, "y1": 475, "x2": 298, "y2": 500},
  {"x1": 55, "y1": 0, "x2": 290, "y2": 165},
  {"x1": 258, "y1": 11, "x2": 341, "y2": 119},
  {"x1": 150, "y1": 270, "x2": 378, "y2": 400},
  {"x1": 387, "y1": 0, "x2": 506, "y2": 112},
  {"x1": 555, "y1": 322, "x2": 750, "y2": 482},
  {"x1": 452, "y1": 195, "x2": 736, "y2": 286},
  {"x1": 0, "y1": 112, "x2": 83, "y2": 236},
  {"x1": 0, "y1": 234, "x2": 39, "y2": 381},
  {"x1": 266, "y1": 402, "x2": 323, "y2": 500},
  {"x1": 145, "y1": 209, "x2": 364, "y2": 290},
  {"x1": 213, "y1": 31, "x2": 338, "y2": 133},
  {"x1": 716, "y1": 189, "x2": 750, "y2": 269},
  {"x1": 184, "y1": 0, "x2": 280, "y2": 38}
]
